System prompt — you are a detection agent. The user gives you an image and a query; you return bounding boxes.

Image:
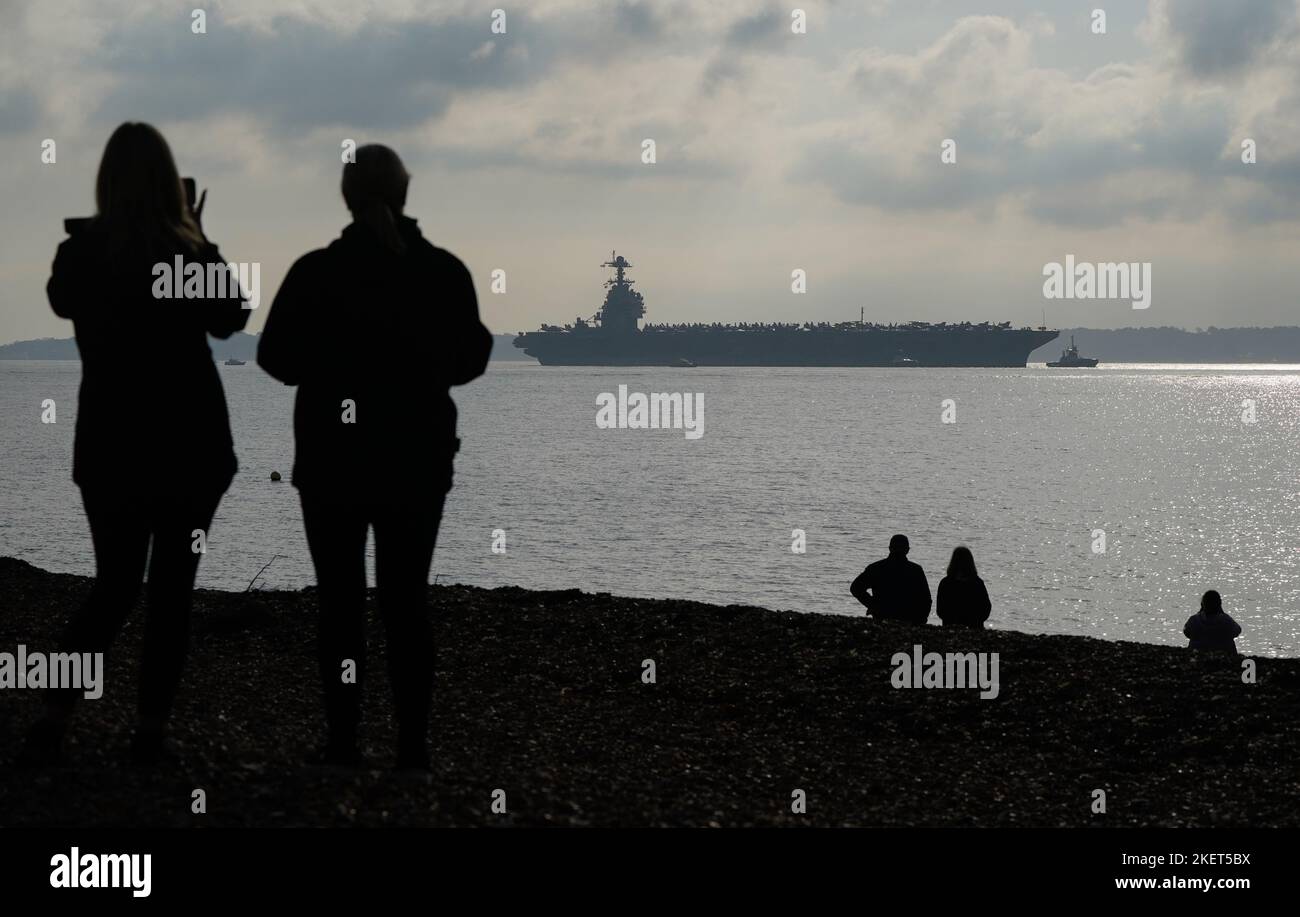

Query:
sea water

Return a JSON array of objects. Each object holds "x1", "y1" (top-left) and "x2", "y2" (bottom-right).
[{"x1": 3, "y1": 360, "x2": 1297, "y2": 656}]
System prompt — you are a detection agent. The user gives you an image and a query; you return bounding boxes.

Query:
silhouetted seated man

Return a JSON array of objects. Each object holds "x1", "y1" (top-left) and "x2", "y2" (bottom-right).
[
  {"x1": 850, "y1": 534, "x2": 932, "y2": 624},
  {"x1": 1183, "y1": 590, "x2": 1241, "y2": 654}
]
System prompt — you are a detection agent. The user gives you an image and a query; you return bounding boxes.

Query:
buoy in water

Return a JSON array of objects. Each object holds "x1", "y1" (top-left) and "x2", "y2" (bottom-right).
[{"x1": 270, "y1": 471, "x2": 282, "y2": 482}]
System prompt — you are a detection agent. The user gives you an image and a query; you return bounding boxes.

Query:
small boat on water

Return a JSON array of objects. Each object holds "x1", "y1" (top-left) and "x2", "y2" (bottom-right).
[
  {"x1": 671, "y1": 357, "x2": 697, "y2": 368},
  {"x1": 1046, "y1": 336, "x2": 1099, "y2": 368},
  {"x1": 891, "y1": 354, "x2": 918, "y2": 367},
  {"x1": 224, "y1": 358, "x2": 246, "y2": 366}
]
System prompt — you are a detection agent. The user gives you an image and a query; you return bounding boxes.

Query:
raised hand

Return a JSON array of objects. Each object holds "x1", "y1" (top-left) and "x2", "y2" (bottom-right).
[{"x1": 192, "y1": 188, "x2": 208, "y2": 231}]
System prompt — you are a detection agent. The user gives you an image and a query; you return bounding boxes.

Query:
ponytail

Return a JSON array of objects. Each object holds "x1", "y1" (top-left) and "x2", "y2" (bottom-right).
[
  {"x1": 351, "y1": 196, "x2": 405, "y2": 255},
  {"x1": 341, "y1": 145, "x2": 410, "y2": 255}
]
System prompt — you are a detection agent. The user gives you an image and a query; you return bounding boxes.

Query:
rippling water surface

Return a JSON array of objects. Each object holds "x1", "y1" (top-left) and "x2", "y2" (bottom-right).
[{"x1": 4, "y1": 360, "x2": 1298, "y2": 656}]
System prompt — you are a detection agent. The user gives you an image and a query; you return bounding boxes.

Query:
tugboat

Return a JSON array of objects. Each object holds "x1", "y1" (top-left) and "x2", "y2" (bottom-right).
[{"x1": 1046, "y1": 336, "x2": 1099, "y2": 368}]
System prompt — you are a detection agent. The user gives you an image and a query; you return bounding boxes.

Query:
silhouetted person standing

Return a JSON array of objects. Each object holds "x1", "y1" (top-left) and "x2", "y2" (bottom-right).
[
  {"x1": 850, "y1": 534, "x2": 932, "y2": 624},
  {"x1": 1183, "y1": 590, "x2": 1241, "y2": 654},
  {"x1": 24, "y1": 123, "x2": 248, "y2": 766},
  {"x1": 258, "y1": 145, "x2": 491, "y2": 771},
  {"x1": 936, "y1": 546, "x2": 991, "y2": 629}
]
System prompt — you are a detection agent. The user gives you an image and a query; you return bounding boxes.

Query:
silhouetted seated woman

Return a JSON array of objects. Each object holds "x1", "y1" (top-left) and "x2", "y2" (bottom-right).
[
  {"x1": 935, "y1": 546, "x2": 992, "y2": 629},
  {"x1": 258, "y1": 145, "x2": 491, "y2": 771},
  {"x1": 23, "y1": 123, "x2": 248, "y2": 765},
  {"x1": 1183, "y1": 590, "x2": 1241, "y2": 654}
]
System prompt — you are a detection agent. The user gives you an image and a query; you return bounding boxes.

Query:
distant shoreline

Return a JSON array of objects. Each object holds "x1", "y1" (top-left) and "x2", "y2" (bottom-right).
[
  {"x1": 0, "y1": 332, "x2": 535, "y2": 363},
  {"x1": 5, "y1": 328, "x2": 1300, "y2": 364},
  {"x1": 1, "y1": 555, "x2": 1295, "y2": 827}
]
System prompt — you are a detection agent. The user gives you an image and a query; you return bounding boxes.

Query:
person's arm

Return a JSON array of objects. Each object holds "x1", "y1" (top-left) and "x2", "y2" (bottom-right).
[
  {"x1": 977, "y1": 579, "x2": 992, "y2": 623},
  {"x1": 196, "y1": 244, "x2": 250, "y2": 340},
  {"x1": 257, "y1": 256, "x2": 316, "y2": 386},
  {"x1": 1183, "y1": 616, "x2": 1197, "y2": 639},
  {"x1": 1227, "y1": 615, "x2": 1242, "y2": 638},
  {"x1": 915, "y1": 567, "x2": 933, "y2": 624},
  {"x1": 850, "y1": 567, "x2": 873, "y2": 611},
  {"x1": 935, "y1": 578, "x2": 948, "y2": 622},
  {"x1": 439, "y1": 257, "x2": 491, "y2": 386}
]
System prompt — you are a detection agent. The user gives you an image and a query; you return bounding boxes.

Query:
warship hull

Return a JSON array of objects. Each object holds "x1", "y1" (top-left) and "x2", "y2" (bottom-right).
[{"x1": 515, "y1": 326, "x2": 1060, "y2": 367}]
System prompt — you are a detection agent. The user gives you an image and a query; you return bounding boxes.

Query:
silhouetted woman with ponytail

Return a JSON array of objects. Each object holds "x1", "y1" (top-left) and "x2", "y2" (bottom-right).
[
  {"x1": 258, "y1": 145, "x2": 491, "y2": 770},
  {"x1": 23, "y1": 123, "x2": 248, "y2": 765}
]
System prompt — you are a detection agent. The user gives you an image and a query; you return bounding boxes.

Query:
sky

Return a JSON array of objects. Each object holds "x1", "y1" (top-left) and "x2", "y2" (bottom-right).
[{"x1": 2, "y1": 0, "x2": 1299, "y2": 343}]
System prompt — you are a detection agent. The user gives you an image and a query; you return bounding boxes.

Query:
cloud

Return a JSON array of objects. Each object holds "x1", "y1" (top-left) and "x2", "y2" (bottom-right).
[
  {"x1": 1146, "y1": 0, "x2": 1296, "y2": 77},
  {"x1": 88, "y1": 11, "x2": 554, "y2": 131},
  {"x1": 0, "y1": 85, "x2": 39, "y2": 134},
  {"x1": 9, "y1": 0, "x2": 1300, "y2": 228},
  {"x1": 700, "y1": 2, "x2": 817, "y2": 95},
  {"x1": 789, "y1": 8, "x2": 1300, "y2": 227}
]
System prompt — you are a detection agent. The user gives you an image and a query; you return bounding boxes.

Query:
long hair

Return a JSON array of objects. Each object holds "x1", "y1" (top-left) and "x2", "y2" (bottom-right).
[
  {"x1": 946, "y1": 545, "x2": 978, "y2": 580},
  {"x1": 95, "y1": 122, "x2": 205, "y2": 252},
  {"x1": 1201, "y1": 589, "x2": 1223, "y2": 615},
  {"x1": 342, "y1": 144, "x2": 410, "y2": 255}
]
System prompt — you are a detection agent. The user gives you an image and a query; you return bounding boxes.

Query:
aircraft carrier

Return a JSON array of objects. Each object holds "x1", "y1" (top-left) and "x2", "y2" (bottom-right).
[{"x1": 513, "y1": 253, "x2": 1059, "y2": 367}]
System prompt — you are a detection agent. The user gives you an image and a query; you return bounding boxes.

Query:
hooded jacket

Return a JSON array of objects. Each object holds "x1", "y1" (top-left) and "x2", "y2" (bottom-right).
[
  {"x1": 1183, "y1": 610, "x2": 1241, "y2": 652},
  {"x1": 257, "y1": 217, "x2": 491, "y2": 502},
  {"x1": 47, "y1": 221, "x2": 248, "y2": 494}
]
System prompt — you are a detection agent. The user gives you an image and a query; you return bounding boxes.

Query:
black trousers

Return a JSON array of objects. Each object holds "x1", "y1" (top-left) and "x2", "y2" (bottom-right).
[
  {"x1": 299, "y1": 491, "x2": 446, "y2": 751},
  {"x1": 54, "y1": 485, "x2": 222, "y2": 722}
]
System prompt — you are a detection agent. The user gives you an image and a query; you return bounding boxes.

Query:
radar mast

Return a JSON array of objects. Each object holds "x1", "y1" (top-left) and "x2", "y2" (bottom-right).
[{"x1": 596, "y1": 251, "x2": 645, "y2": 334}]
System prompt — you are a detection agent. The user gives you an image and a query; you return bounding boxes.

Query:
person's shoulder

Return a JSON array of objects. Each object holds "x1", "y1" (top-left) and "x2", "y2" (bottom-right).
[
  {"x1": 55, "y1": 221, "x2": 106, "y2": 258},
  {"x1": 190, "y1": 238, "x2": 226, "y2": 262},
  {"x1": 422, "y1": 242, "x2": 472, "y2": 277},
  {"x1": 289, "y1": 246, "x2": 333, "y2": 273},
  {"x1": 53, "y1": 234, "x2": 85, "y2": 263},
  {"x1": 53, "y1": 223, "x2": 122, "y2": 276}
]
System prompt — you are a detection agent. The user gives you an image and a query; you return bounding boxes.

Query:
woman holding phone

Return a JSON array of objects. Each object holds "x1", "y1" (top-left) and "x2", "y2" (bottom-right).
[{"x1": 22, "y1": 122, "x2": 248, "y2": 765}]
